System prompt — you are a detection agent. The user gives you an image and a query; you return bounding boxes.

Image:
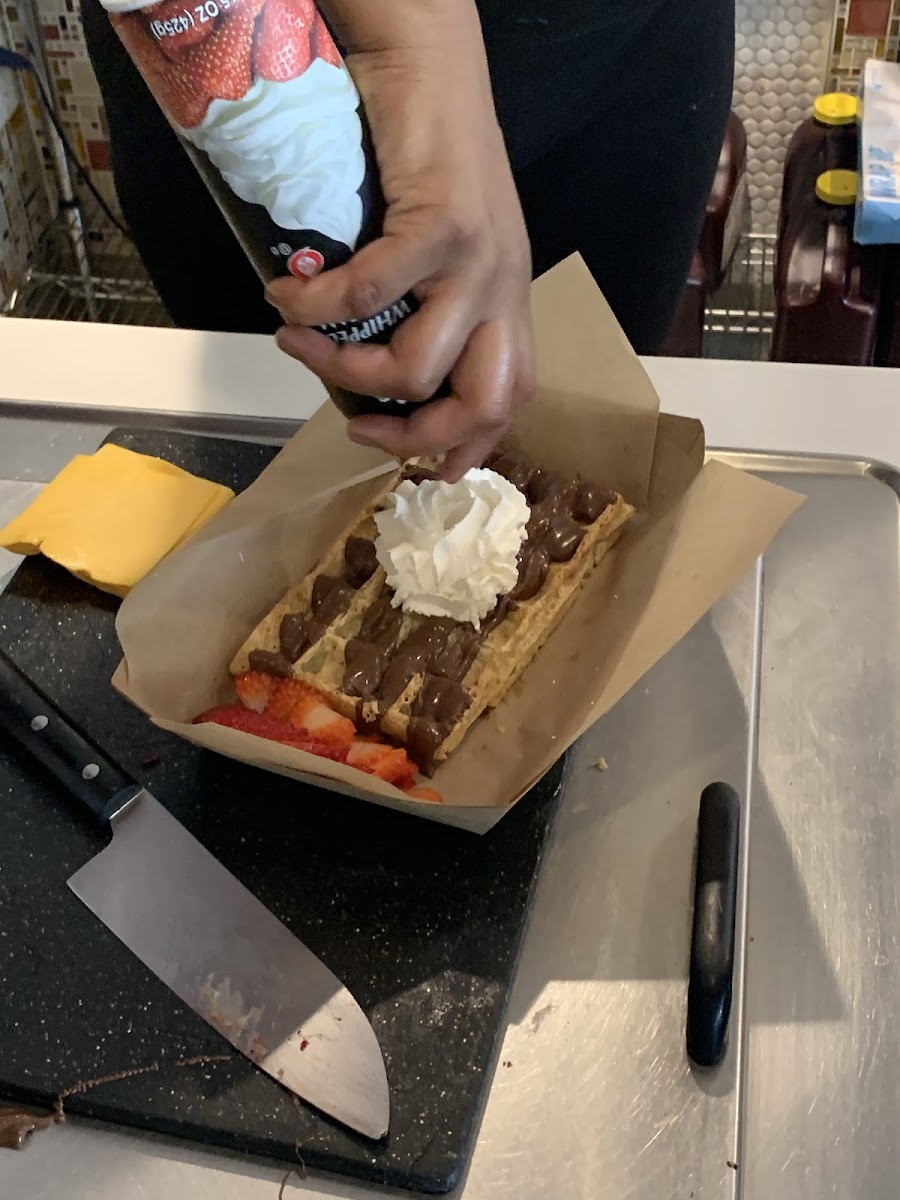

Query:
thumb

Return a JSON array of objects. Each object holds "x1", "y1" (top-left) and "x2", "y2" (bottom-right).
[{"x1": 265, "y1": 226, "x2": 444, "y2": 327}]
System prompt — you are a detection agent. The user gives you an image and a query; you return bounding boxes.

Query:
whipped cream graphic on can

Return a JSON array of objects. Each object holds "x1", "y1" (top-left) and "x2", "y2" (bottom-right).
[{"x1": 100, "y1": 0, "x2": 437, "y2": 419}]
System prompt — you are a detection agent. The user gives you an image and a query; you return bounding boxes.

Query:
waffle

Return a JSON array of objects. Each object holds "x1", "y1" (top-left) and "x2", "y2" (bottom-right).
[{"x1": 231, "y1": 455, "x2": 634, "y2": 774}]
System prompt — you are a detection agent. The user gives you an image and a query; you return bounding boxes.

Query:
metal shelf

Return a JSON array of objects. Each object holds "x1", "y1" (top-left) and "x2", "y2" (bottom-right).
[
  {"x1": 704, "y1": 232, "x2": 776, "y2": 362},
  {"x1": 5, "y1": 190, "x2": 775, "y2": 364},
  {"x1": 2, "y1": 182, "x2": 170, "y2": 327}
]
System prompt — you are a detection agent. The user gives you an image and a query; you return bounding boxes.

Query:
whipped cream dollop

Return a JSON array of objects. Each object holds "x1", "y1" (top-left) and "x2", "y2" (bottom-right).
[
  {"x1": 374, "y1": 469, "x2": 530, "y2": 628},
  {"x1": 182, "y1": 59, "x2": 366, "y2": 249}
]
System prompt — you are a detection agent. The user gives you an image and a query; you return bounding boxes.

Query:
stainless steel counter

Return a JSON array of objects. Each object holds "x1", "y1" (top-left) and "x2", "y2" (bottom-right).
[{"x1": 0, "y1": 417, "x2": 897, "y2": 1200}]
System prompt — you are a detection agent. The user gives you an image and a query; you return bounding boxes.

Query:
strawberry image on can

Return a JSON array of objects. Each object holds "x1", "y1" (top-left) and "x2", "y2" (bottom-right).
[{"x1": 100, "y1": 0, "x2": 434, "y2": 418}]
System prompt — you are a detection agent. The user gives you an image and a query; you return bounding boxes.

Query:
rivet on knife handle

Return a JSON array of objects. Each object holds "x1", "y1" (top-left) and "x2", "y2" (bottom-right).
[
  {"x1": 686, "y1": 781, "x2": 740, "y2": 1069},
  {"x1": 0, "y1": 648, "x2": 137, "y2": 827}
]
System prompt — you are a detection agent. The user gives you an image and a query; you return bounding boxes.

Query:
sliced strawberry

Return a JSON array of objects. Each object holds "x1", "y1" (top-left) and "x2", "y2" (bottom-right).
[
  {"x1": 312, "y1": 12, "x2": 341, "y2": 67},
  {"x1": 265, "y1": 677, "x2": 324, "y2": 721},
  {"x1": 254, "y1": 0, "x2": 314, "y2": 82},
  {"x1": 347, "y1": 739, "x2": 417, "y2": 789},
  {"x1": 287, "y1": 694, "x2": 356, "y2": 751},
  {"x1": 263, "y1": 678, "x2": 354, "y2": 748},
  {"x1": 234, "y1": 670, "x2": 278, "y2": 713},
  {"x1": 404, "y1": 785, "x2": 444, "y2": 804},
  {"x1": 193, "y1": 704, "x2": 347, "y2": 762}
]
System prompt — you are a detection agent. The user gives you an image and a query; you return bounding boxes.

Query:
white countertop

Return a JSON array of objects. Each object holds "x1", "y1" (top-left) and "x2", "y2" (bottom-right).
[
  {"x1": 1, "y1": 316, "x2": 899, "y2": 468},
  {"x1": 0, "y1": 316, "x2": 898, "y2": 1200}
]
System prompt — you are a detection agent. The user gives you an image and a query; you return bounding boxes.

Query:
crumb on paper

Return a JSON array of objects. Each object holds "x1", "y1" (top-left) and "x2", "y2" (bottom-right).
[
  {"x1": 496, "y1": 723, "x2": 507, "y2": 735},
  {"x1": 593, "y1": 757, "x2": 608, "y2": 771}
]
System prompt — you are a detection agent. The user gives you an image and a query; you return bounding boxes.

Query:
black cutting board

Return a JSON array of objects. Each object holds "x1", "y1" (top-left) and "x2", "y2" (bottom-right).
[{"x1": 0, "y1": 428, "x2": 566, "y2": 1194}]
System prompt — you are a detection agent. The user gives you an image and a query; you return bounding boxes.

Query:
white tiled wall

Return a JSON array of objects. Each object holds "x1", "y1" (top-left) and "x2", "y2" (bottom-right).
[{"x1": 734, "y1": 2, "x2": 836, "y2": 230}]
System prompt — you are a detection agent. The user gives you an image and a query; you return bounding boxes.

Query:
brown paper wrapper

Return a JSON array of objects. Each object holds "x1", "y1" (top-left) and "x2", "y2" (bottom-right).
[{"x1": 113, "y1": 256, "x2": 804, "y2": 833}]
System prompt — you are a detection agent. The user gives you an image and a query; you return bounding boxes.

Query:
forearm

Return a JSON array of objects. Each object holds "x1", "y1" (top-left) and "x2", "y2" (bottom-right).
[
  {"x1": 270, "y1": 0, "x2": 532, "y2": 479},
  {"x1": 316, "y1": 0, "x2": 502, "y2": 209},
  {"x1": 318, "y1": 0, "x2": 485, "y2": 61}
]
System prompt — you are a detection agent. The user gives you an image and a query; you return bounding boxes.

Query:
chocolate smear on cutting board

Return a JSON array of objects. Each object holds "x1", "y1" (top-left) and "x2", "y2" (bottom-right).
[
  {"x1": 1, "y1": 1054, "x2": 232, "y2": 1152},
  {"x1": 0, "y1": 1104, "x2": 61, "y2": 1150}
]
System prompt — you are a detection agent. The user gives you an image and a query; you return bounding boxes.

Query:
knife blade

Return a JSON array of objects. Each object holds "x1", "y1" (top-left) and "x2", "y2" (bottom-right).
[{"x1": 0, "y1": 648, "x2": 389, "y2": 1140}]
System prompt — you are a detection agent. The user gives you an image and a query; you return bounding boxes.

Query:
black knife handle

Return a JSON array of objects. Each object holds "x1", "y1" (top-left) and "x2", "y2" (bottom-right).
[
  {"x1": 686, "y1": 781, "x2": 740, "y2": 1069},
  {"x1": 0, "y1": 648, "x2": 137, "y2": 828}
]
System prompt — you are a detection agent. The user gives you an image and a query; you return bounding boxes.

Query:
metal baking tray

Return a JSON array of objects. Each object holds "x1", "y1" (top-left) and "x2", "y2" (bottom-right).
[{"x1": 0, "y1": 418, "x2": 897, "y2": 1200}]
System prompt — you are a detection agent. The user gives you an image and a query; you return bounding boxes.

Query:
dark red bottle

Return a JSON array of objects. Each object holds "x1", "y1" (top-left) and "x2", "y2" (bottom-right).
[
  {"x1": 770, "y1": 169, "x2": 883, "y2": 366},
  {"x1": 660, "y1": 114, "x2": 747, "y2": 357},
  {"x1": 698, "y1": 112, "x2": 748, "y2": 292},
  {"x1": 875, "y1": 247, "x2": 900, "y2": 368},
  {"x1": 659, "y1": 252, "x2": 706, "y2": 357},
  {"x1": 776, "y1": 93, "x2": 860, "y2": 293}
]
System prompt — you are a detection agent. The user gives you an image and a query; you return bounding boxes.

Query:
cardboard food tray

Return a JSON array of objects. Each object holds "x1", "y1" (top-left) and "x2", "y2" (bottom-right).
[{"x1": 113, "y1": 256, "x2": 803, "y2": 832}]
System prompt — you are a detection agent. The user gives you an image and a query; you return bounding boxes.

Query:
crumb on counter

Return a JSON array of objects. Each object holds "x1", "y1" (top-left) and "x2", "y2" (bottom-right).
[{"x1": 593, "y1": 757, "x2": 608, "y2": 771}]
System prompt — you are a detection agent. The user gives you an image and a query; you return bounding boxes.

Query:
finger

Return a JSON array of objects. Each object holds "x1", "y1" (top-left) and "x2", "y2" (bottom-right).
[
  {"x1": 440, "y1": 424, "x2": 510, "y2": 482},
  {"x1": 275, "y1": 283, "x2": 476, "y2": 403},
  {"x1": 440, "y1": 319, "x2": 534, "y2": 480},
  {"x1": 348, "y1": 394, "x2": 475, "y2": 458},
  {"x1": 348, "y1": 320, "x2": 515, "y2": 458},
  {"x1": 265, "y1": 229, "x2": 446, "y2": 327}
]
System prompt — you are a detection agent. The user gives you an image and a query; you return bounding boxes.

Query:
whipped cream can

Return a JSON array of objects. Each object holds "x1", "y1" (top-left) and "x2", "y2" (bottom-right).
[{"x1": 100, "y1": 0, "x2": 434, "y2": 418}]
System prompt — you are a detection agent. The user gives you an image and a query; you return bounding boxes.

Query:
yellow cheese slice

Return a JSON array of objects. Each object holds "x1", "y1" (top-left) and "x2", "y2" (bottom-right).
[{"x1": 0, "y1": 444, "x2": 233, "y2": 597}]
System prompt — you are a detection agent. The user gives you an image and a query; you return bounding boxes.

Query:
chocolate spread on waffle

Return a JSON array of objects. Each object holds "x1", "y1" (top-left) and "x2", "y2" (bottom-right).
[
  {"x1": 250, "y1": 454, "x2": 615, "y2": 773},
  {"x1": 341, "y1": 452, "x2": 615, "y2": 773},
  {"x1": 248, "y1": 536, "x2": 379, "y2": 676}
]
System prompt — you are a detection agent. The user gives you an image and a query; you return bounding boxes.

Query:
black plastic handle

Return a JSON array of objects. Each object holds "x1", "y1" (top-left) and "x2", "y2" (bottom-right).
[
  {"x1": 686, "y1": 781, "x2": 741, "y2": 1069},
  {"x1": 0, "y1": 648, "x2": 137, "y2": 828}
]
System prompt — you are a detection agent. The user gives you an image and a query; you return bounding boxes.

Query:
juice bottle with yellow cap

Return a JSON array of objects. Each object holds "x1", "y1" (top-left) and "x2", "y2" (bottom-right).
[
  {"x1": 776, "y1": 93, "x2": 861, "y2": 292},
  {"x1": 771, "y1": 169, "x2": 883, "y2": 365}
]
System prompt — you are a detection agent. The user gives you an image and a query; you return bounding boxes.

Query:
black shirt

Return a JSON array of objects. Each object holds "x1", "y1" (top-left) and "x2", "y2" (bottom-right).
[
  {"x1": 475, "y1": 0, "x2": 654, "y2": 43},
  {"x1": 475, "y1": 0, "x2": 663, "y2": 166}
]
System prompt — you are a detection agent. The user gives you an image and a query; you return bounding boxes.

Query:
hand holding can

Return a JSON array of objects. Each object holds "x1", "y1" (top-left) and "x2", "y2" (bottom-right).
[
  {"x1": 101, "y1": 0, "x2": 428, "y2": 418},
  {"x1": 102, "y1": 0, "x2": 534, "y2": 475}
]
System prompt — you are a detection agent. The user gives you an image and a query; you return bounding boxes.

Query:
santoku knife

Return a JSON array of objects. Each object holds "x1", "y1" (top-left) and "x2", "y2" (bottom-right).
[{"x1": 0, "y1": 647, "x2": 389, "y2": 1140}]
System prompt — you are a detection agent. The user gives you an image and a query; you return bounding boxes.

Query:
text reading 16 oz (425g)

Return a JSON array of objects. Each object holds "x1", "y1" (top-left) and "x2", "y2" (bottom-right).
[{"x1": 150, "y1": 0, "x2": 236, "y2": 41}]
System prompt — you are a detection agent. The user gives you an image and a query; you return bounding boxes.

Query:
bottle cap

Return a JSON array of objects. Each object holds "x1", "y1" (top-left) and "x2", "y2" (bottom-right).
[
  {"x1": 813, "y1": 93, "x2": 860, "y2": 126},
  {"x1": 815, "y1": 169, "x2": 859, "y2": 205}
]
